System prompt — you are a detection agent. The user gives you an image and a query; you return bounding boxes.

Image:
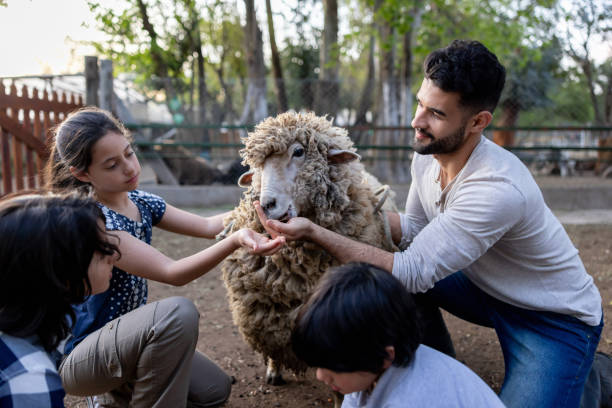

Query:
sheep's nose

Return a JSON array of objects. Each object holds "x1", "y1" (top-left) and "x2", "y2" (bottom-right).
[{"x1": 261, "y1": 197, "x2": 277, "y2": 215}]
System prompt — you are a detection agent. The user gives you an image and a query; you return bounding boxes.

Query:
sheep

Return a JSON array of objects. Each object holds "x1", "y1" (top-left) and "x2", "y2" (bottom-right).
[{"x1": 219, "y1": 111, "x2": 398, "y2": 401}]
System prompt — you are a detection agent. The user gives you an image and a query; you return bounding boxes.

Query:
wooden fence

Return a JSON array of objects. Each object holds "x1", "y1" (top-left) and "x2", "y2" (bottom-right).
[{"x1": 0, "y1": 82, "x2": 83, "y2": 196}]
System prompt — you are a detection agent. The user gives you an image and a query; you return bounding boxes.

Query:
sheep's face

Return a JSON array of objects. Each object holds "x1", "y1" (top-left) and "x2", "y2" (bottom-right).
[
  {"x1": 258, "y1": 141, "x2": 305, "y2": 221},
  {"x1": 239, "y1": 143, "x2": 361, "y2": 221},
  {"x1": 238, "y1": 111, "x2": 361, "y2": 223}
]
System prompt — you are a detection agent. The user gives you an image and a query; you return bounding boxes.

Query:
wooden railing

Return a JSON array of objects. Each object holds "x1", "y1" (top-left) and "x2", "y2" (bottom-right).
[{"x1": 0, "y1": 82, "x2": 83, "y2": 196}]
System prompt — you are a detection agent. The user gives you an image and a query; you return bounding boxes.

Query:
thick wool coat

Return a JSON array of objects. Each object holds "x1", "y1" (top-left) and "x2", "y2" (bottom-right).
[{"x1": 221, "y1": 112, "x2": 397, "y2": 373}]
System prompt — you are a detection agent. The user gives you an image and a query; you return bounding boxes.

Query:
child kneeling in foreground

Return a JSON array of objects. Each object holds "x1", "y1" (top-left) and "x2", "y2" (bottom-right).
[
  {"x1": 291, "y1": 262, "x2": 505, "y2": 407},
  {"x1": 0, "y1": 192, "x2": 118, "y2": 407}
]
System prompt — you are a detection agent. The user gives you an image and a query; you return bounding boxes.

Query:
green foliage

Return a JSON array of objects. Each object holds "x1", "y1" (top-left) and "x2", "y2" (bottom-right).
[
  {"x1": 518, "y1": 68, "x2": 595, "y2": 126},
  {"x1": 501, "y1": 40, "x2": 563, "y2": 111},
  {"x1": 560, "y1": 0, "x2": 612, "y2": 124},
  {"x1": 87, "y1": 1, "x2": 182, "y2": 89},
  {"x1": 280, "y1": 42, "x2": 319, "y2": 109},
  {"x1": 407, "y1": 0, "x2": 572, "y2": 125},
  {"x1": 416, "y1": 0, "x2": 556, "y2": 64},
  {"x1": 200, "y1": 1, "x2": 245, "y2": 78},
  {"x1": 81, "y1": 0, "x2": 600, "y2": 127},
  {"x1": 87, "y1": 0, "x2": 248, "y2": 122}
]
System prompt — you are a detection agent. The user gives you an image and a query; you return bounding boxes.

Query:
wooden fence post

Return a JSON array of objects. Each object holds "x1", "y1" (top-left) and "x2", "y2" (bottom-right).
[
  {"x1": 85, "y1": 56, "x2": 99, "y2": 107},
  {"x1": 100, "y1": 59, "x2": 114, "y2": 113}
]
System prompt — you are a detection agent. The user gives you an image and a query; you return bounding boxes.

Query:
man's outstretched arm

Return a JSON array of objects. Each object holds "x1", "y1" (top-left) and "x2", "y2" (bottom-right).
[
  {"x1": 256, "y1": 201, "x2": 395, "y2": 272},
  {"x1": 387, "y1": 211, "x2": 402, "y2": 245}
]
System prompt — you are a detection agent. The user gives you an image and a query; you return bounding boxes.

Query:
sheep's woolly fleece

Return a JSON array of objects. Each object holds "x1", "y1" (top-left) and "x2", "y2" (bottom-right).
[{"x1": 221, "y1": 111, "x2": 397, "y2": 374}]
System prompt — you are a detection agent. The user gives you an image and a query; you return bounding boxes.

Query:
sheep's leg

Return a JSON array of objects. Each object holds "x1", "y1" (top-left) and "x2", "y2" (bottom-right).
[
  {"x1": 265, "y1": 359, "x2": 286, "y2": 385},
  {"x1": 332, "y1": 390, "x2": 343, "y2": 408}
]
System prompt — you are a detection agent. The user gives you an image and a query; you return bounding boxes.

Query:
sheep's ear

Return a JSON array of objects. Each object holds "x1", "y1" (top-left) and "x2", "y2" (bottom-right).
[
  {"x1": 328, "y1": 149, "x2": 361, "y2": 164},
  {"x1": 238, "y1": 170, "x2": 254, "y2": 187}
]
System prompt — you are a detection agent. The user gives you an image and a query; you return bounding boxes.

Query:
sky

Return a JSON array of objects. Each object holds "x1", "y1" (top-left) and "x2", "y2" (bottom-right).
[
  {"x1": 0, "y1": 0, "x2": 101, "y2": 77},
  {"x1": 0, "y1": 0, "x2": 609, "y2": 78},
  {"x1": 0, "y1": 0, "x2": 313, "y2": 78},
  {"x1": 0, "y1": 0, "x2": 111, "y2": 77}
]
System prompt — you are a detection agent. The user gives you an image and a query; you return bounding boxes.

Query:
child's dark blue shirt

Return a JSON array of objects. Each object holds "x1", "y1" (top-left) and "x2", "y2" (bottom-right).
[{"x1": 64, "y1": 190, "x2": 166, "y2": 354}]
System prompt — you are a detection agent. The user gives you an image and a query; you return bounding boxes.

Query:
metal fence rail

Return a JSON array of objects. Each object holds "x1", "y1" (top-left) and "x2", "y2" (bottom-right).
[{"x1": 126, "y1": 123, "x2": 612, "y2": 184}]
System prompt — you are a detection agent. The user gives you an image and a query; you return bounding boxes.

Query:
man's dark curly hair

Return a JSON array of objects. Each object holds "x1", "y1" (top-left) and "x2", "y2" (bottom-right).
[{"x1": 424, "y1": 39, "x2": 506, "y2": 114}]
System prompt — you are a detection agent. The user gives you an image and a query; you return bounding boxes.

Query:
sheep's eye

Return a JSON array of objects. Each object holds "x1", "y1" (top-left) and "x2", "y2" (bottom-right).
[{"x1": 292, "y1": 147, "x2": 305, "y2": 158}]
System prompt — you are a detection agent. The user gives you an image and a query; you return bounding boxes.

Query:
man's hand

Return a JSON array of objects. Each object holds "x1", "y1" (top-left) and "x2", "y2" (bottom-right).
[
  {"x1": 235, "y1": 228, "x2": 285, "y2": 255},
  {"x1": 255, "y1": 201, "x2": 393, "y2": 271},
  {"x1": 254, "y1": 201, "x2": 280, "y2": 239},
  {"x1": 254, "y1": 200, "x2": 314, "y2": 242},
  {"x1": 265, "y1": 217, "x2": 314, "y2": 241}
]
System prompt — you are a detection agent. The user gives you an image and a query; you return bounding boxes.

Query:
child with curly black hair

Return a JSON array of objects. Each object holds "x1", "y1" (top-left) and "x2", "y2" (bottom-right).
[{"x1": 292, "y1": 262, "x2": 504, "y2": 407}]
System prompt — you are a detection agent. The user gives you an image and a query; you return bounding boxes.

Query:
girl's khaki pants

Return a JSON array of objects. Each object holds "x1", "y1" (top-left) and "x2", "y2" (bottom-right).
[{"x1": 59, "y1": 296, "x2": 232, "y2": 407}]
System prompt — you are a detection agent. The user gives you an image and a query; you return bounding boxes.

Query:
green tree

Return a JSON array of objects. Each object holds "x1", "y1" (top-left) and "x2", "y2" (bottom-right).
[
  {"x1": 562, "y1": 0, "x2": 612, "y2": 125},
  {"x1": 414, "y1": 0, "x2": 561, "y2": 134},
  {"x1": 87, "y1": 0, "x2": 200, "y2": 123},
  {"x1": 266, "y1": 0, "x2": 288, "y2": 112},
  {"x1": 493, "y1": 41, "x2": 562, "y2": 146},
  {"x1": 316, "y1": 0, "x2": 339, "y2": 115},
  {"x1": 239, "y1": 0, "x2": 267, "y2": 124},
  {"x1": 281, "y1": 43, "x2": 319, "y2": 110},
  {"x1": 199, "y1": 1, "x2": 245, "y2": 124},
  {"x1": 560, "y1": 0, "x2": 612, "y2": 173},
  {"x1": 279, "y1": 0, "x2": 319, "y2": 112},
  {"x1": 518, "y1": 67, "x2": 594, "y2": 126},
  {"x1": 87, "y1": 0, "x2": 249, "y2": 127}
]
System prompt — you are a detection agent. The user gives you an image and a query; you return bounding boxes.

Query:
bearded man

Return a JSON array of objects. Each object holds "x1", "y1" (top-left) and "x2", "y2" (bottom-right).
[{"x1": 260, "y1": 40, "x2": 603, "y2": 408}]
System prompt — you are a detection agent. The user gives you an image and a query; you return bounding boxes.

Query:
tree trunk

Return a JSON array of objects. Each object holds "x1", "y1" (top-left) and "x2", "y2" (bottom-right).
[
  {"x1": 395, "y1": 2, "x2": 424, "y2": 184},
  {"x1": 353, "y1": 34, "x2": 376, "y2": 130},
  {"x1": 188, "y1": 57, "x2": 195, "y2": 119},
  {"x1": 605, "y1": 73, "x2": 611, "y2": 125},
  {"x1": 375, "y1": 6, "x2": 400, "y2": 183},
  {"x1": 596, "y1": 70, "x2": 612, "y2": 174},
  {"x1": 581, "y1": 60, "x2": 604, "y2": 125},
  {"x1": 210, "y1": 22, "x2": 237, "y2": 125},
  {"x1": 135, "y1": 0, "x2": 178, "y2": 108},
  {"x1": 176, "y1": 1, "x2": 209, "y2": 144},
  {"x1": 316, "y1": 0, "x2": 339, "y2": 116},
  {"x1": 266, "y1": 0, "x2": 288, "y2": 113},
  {"x1": 136, "y1": 0, "x2": 192, "y2": 147},
  {"x1": 241, "y1": 0, "x2": 267, "y2": 126},
  {"x1": 195, "y1": 37, "x2": 207, "y2": 125},
  {"x1": 352, "y1": 34, "x2": 375, "y2": 150},
  {"x1": 188, "y1": 2, "x2": 209, "y2": 141},
  {"x1": 400, "y1": 2, "x2": 424, "y2": 127},
  {"x1": 377, "y1": 27, "x2": 399, "y2": 127},
  {"x1": 492, "y1": 101, "x2": 520, "y2": 146}
]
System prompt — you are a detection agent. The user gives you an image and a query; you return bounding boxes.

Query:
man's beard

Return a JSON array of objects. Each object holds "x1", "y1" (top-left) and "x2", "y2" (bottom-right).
[{"x1": 413, "y1": 123, "x2": 467, "y2": 155}]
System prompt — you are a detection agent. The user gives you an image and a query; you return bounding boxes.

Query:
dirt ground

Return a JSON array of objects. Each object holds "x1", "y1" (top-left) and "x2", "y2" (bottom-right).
[{"x1": 65, "y1": 211, "x2": 612, "y2": 408}]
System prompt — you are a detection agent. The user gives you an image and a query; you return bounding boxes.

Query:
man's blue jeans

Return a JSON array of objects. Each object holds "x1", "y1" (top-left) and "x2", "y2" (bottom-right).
[{"x1": 415, "y1": 271, "x2": 603, "y2": 408}]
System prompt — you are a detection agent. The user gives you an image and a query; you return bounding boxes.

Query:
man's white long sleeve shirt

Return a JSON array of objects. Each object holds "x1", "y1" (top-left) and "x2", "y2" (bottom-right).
[{"x1": 393, "y1": 136, "x2": 602, "y2": 326}]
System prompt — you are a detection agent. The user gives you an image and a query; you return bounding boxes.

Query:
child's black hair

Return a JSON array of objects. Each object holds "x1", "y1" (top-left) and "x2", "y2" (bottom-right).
[
  {"x1": 292, "y1": 262, "x2": 422, "y2": 373},
  {"x1": 0, "y1": 191, "x2": 119, "y2": 352}
]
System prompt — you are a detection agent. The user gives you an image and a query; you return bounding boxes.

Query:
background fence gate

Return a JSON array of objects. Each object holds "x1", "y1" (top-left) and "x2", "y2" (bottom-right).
[{"x1": 0, "y1": 82, "x2": 83, "y2": 196}]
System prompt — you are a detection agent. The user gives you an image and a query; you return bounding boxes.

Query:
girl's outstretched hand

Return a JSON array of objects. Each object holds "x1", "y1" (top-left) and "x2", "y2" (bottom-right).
[{"x1": 236, "y1": 228, "x2": 285, "y2": 256}]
